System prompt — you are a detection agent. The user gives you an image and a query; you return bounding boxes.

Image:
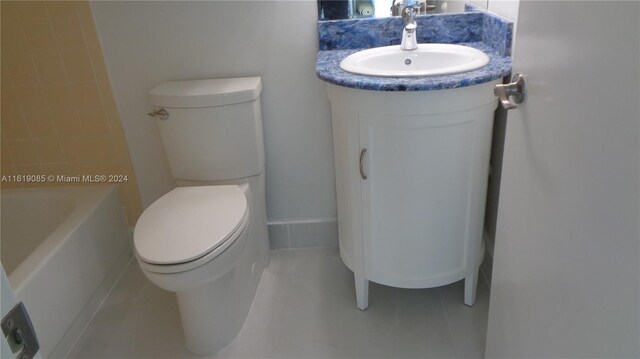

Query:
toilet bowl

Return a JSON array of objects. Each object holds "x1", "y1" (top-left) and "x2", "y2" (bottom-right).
[
  {"x1": 135, "y1": 185, "x2": 248, "y2": 287},
  {"x1": 133, "y1": 77, "x2": 270, "y2": 355},
  {"x1": 134, "y1": 186, "x2": 254, "y2": 353}
]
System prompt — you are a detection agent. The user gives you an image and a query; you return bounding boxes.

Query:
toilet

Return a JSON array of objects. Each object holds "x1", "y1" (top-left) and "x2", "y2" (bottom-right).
[{"x1": 133, "y1": 77, "x2": 271, "y2": 355}]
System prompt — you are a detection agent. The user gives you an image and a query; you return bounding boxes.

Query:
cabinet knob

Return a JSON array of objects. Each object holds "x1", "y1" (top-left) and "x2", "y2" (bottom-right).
[{"x1": 359, "y1": 148, "x2": 368, "y2": 180}]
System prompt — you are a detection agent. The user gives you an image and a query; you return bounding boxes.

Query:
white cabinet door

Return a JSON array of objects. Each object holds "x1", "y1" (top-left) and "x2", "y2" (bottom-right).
[
  {"x1": 359, "y1": 110, "x2": 491, "y2": 288},
  {"x1": 485, "y1": 1, "x2": 639, "y2": 357}
]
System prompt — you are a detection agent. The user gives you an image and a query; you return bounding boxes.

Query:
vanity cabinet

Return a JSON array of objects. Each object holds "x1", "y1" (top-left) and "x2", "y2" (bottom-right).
[{"x1": 328, "y1": 81, "x2": 499, "y2": 310}]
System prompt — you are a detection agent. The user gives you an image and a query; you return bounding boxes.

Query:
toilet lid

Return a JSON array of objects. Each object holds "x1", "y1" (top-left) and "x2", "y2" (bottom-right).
[{"x1": 134, "y1": 185, "x2": 247, "y2": 265}]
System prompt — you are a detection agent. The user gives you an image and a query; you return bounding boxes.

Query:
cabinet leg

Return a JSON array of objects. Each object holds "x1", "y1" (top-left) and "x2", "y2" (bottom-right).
[
  {"x1": 355, "y1": 272, "x2": 369, "y2": 310},
  {"x1": 464, "y1": 268, "x2": 479, "y2": 307}
]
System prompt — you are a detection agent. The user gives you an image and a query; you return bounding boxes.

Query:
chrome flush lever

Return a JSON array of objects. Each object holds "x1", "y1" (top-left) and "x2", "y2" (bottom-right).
[
  {"x1": 494, "y1": 73, "x2": 526, "y2": 110},
  {"x1": 147, "y1": 108, "x2": 170, "y2": 121}
]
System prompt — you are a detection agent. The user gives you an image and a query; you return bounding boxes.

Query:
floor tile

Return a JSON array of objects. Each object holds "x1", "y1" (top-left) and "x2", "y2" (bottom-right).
[
  {"x1": 439, "y1": 279, "x2": 491, "y2": 358},
  {"x1": 67, "y1": 248, "x2": 490, "y2": 359}
]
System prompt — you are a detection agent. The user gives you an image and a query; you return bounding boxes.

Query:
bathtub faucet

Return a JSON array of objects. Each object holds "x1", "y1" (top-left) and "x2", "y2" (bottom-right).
[{"x1": 400, "y1": 4, "x2": 420, "y2": 51}]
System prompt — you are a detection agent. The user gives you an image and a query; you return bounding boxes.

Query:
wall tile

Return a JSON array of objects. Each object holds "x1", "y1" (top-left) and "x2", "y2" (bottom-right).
[
  {"x1": 1, "y1": 3, "x2": 29, "y2": 57},
  {"x1": 51, "y1": 14, "x2": 86, "y2": 50},
  {"x1": 70, "y1": 82, "x2": 102, "y2": 109},
  {"x1": 60, "y1": 137, "x2": 92, "y2": 162},
  {"x1": 76, "y1": 162, "x2": 101, "y2": 177},
  {"x1": 74, "y1": 1, "x2": 96, "y2": 34},
  {"x1": 61, "y1": 46, "x2": 95, "y2": 82},
  {"x1": 2, "y1": 0, "x2": 142, "y2": 225},
  {"x1": 78, "y1": 109, "x2": 109, "y2": 136},
  {"x1": 16, "y1": 1, "x2": 50, "y2": 26},
  {"x1": 89, "y1": 136, "x2": 116, "y2": 162},
  {"x1": 1, "y1": 62, "x2": 13, "y2": 89},
  {"x1": 33, "y1": 138, "x2": 65, "y2": 163},
  {"x1": 6, "y1": 139, "x2": 40, "y2": 164},
  {"x1": 86, "y1": 43, "x2": 109, "y2": 83},
  {"x1": 15, "y1": 85, "x2": 48, "y2": 112},
  {"x1": 1, "y1": 165, "x2": 18, "y2": 177},
  {"x1": 0, "y1": 141, "x2": 11, "y2": 165},
  {"x1": 111, "y1": 134, "x2": 131, "y2": 161},
  {"x1": 1, "y1": 27, "x2": 30, "y2": 58},
  {"x1": 51, "y1": 109, "x2": 85, "y2": 137},
  {"x1": 24, "y1": 112, "x2": 57, "y2": 138},
  {"x1": 4, "y1": 55, "x2": 40, "y2": 85},
  {"x1": 104, "y1": 110, "x2": 124, "y2": 134},
  {"x1": 96, "y1": 79, "x2": 117, "y2": 110},
  {"x1": 40, "y1": 163, "x2": 72, "y2": 178},
  {"x1": 1, "y1": 114, "x2": 31, "y2": 139},
  {"x1": 1, "y1": 83, "x2": 22, "y2": 116},
  {"x1": 23, "y1": 23, "x2": 58, "y2": 54},
  {"x1": 100, "y1": 160, "x2": 122, "y2": 175},
  {"x1": 45, "y1": 1, "x2": 78, "y2": 22},
  {"x1": 13, "y1": 164, "x2": 43, "y2": 176},
  {"x1": 122, "y1": 182, "x2": 142, "y2": 223},
  {"x1": 33, "y1": 53, "x2": 68, "y2": 83},
  {"x1": 42, "y1": 83, "x2": 75, "y2": 109}
]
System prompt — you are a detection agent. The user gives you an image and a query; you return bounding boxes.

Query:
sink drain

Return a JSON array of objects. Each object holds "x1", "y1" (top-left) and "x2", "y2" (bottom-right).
[{"x1": 404, "y1": 58, "x2": 412, "y2": 65}]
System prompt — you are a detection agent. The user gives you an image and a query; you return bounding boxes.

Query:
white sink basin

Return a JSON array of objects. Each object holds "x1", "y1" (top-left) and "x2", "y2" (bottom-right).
[{"x1": 340, "y1": 44, "x2": 490, "y2": 77}]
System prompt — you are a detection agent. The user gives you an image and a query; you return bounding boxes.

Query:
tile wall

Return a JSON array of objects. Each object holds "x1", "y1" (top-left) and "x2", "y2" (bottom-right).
[{"x1": 0, "y1": 0, "x2": 141, "y2": 225}]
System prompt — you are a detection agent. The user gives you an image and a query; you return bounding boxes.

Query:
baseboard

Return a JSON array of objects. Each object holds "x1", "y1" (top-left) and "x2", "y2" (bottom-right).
[{"x1": 268, "y1": 219, "x2": 338, "y2": 250}]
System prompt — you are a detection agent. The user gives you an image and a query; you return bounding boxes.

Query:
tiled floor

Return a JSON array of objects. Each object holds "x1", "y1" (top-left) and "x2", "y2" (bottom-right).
[{"x1": 67, "y1": 248, "x2": 490, "y2": 359}]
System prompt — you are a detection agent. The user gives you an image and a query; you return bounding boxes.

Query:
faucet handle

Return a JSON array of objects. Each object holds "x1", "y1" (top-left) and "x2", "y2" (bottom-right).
[{"x1": 401, "y1": 5, "x2": 418, "y2": 25}]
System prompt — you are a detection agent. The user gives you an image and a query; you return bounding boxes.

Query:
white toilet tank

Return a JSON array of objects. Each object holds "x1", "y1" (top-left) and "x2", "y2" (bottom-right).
[{"x1": 149, "y1": 77, "x2": 264, "y2": 181}]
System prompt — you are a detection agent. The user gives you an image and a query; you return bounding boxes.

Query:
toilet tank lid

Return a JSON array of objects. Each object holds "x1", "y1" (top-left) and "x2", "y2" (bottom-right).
[{"x1": 148, "y1": 77, "x2": 262, "y2": 108}]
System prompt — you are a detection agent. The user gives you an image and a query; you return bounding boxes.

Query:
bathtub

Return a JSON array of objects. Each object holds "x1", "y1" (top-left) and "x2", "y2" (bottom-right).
[{"x1": 1, "y1": 185, "x2": 132, "y2": 359}]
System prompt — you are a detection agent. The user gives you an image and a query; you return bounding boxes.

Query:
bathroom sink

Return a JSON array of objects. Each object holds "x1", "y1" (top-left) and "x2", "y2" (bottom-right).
[{"x1": 340, "y1": 44, "x2": 490, "y2": 77}]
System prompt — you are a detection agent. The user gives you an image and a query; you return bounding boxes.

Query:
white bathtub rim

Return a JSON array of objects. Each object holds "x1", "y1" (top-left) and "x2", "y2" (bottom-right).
[{"x1": 4, "y1": 185, "x2": 122, "y2": 294}]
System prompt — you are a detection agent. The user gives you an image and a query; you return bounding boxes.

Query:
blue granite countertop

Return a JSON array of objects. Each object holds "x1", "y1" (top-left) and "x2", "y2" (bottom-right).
[
  {"x1": 315, "y1": 4, "x2": 513, "y2": 92},
  {"x1": 316, "y1": 42, "x2": 511, "y2": 91}
]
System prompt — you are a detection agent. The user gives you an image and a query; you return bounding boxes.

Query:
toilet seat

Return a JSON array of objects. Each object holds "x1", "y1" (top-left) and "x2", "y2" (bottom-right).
[{"x1": 134, "y1": 185, "x2": 248, "y2": 274}]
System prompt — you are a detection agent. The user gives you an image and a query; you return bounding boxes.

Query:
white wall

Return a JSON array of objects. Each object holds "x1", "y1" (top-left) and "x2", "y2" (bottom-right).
[
  {"x1": 487, "y1": 0, "x2": 519, "y2": 50},
  {"x1": 91, "y1": 0, "x2": 520, "y2": 249},
  {"x1": 90, "y1": 1, "x2": 338, "y2": 242},
  {"x1": 487, "y1": 0, "x2": 519, "y2": 21}
]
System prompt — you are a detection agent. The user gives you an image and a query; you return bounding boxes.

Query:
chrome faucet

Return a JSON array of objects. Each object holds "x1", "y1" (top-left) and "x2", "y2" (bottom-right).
[{"x1": 400, "y1": 4, "x2": 420, "y2": 51}]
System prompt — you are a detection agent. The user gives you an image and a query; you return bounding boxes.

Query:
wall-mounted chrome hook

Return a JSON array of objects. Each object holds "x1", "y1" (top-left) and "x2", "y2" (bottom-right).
[
  {"x1": 494, "y1": 73, "x2": 526, "y2": 110},
  {"x1": 147, "y1": 108, "x2": 170, "y2": 121}
]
